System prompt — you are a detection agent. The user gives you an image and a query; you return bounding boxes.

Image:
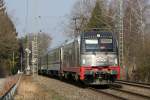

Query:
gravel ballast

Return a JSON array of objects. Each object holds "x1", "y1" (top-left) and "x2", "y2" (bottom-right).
[{"x1": 14, "y1": 75, "x2": 120, "y2": 100}]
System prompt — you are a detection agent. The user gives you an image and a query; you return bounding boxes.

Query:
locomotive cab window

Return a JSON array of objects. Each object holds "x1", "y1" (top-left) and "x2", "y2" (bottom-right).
[
  {"x1": 85, "y1": 39, "x2": 99, "y2": 51},
  {"x1": 81, "y1": 32, "x2": 118, "y2": 53},
  {"x1": 99, "y1": 38, "x2": 113, "y2": 52}
]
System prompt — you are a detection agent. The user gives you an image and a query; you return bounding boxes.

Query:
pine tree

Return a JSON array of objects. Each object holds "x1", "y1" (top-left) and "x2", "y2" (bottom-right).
[
  {"x1": 86, "y1": 0, "x2": 109, "y2": 30},
  {"x1": 0, "y1": 0, "x2": 19, "y2": 76}
]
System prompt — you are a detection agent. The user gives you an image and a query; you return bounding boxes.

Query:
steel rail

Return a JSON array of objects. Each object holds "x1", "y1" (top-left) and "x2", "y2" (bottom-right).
[
  {"x1": 88, "y1": 87, "x2": 127, "y2": 100},
  {"x1": 117, "y1": 80, "x2": 150, "y2": 85},
  {"x1": 116, "y1": 80, "x2": 150, "y2": 89},
  {"x1": 0, "y1": 74, "x2": 22, "y2": 100},
  {"x1": 111, "y1": 87, "x2": 150, "y2": 100}
]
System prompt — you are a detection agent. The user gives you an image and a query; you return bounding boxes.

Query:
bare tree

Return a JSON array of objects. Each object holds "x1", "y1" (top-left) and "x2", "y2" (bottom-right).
[
  {"x1": 37, "y1": 33, "x2": 52, "y2": 57},
  {"x1": 63, "y1": 0, "x2": 95, "y2": 38},
  {"x1": 123, "y1": 0, "x2": 150, "y2": 82},
  {"x1": 26, "y1": 33, "x2": 52, "y2": 57}
]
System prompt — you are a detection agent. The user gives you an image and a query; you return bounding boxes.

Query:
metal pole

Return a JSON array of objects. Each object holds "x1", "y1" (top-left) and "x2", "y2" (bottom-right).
[
  {"x1": 21, "y1": 52, "x2": 22, "y2": 72},
  {"x1": 32, "y1": 40, "x2": 34, "y2": 74},
  {"x1": 27, "y1": 52, "x2": 29, "y2": 70},
  {"x1": 117, "y1": 0, "x2": 124, "y2": 67},
  {"x1": 116, "y1": 0, "x2": 124, "y2": 79}
]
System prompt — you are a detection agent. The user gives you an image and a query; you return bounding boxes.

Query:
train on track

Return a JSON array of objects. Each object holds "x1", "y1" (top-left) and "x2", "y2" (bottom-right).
[{"x1": 38, "y1": 30, "x2": 120, "y2": 85}]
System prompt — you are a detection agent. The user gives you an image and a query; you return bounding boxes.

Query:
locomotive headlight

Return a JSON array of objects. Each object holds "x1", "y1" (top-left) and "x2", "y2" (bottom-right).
[
  {"x1": 97, "y1": 34, "x2": 101, "y2": 37},
  {"x1": 115, "y1": 58, "x2": 118, "y2": 65},
  {"x1": 82, "y1": 59, "x2": 86, "y2": 64},
  {"x1": 108, "y1": 57, "x2": 118, "y2": 65}
]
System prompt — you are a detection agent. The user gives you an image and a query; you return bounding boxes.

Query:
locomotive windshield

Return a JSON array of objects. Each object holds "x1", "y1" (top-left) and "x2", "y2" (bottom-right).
[
  {"x1": 81, "y1": 32, "x2": 117, "y2": 53},
  {"x1": 85, "y1": 39, "x2": 99, "y2": 50}
]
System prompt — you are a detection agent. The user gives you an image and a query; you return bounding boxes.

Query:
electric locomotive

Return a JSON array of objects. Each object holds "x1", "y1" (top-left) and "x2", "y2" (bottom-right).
[
  {"x1": 39, "y1": 30, "x2": 120, "y2": 85},
  {"x1": 62, "y1": 31, "x2": 120, "y2": 85}
]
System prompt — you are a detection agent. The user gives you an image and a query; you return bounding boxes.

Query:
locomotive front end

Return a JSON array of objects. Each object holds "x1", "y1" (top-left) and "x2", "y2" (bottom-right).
[{"x1": 80, "y1": 31, "x2": 120, "y2": 85}]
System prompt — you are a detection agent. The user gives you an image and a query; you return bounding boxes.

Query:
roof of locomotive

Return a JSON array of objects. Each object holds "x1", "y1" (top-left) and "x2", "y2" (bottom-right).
[{"x1": 82, "y1": 31, "x2": 113, "y2": 36}]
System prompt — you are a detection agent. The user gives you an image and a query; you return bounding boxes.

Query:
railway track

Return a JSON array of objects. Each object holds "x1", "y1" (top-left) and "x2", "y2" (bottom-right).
[
  {"x1": 110, "y1": 87, "x2": 150, "y2": 100},
  {"x1": 40, "y1": 75, "x2": 150, "y2": 100},
  {"x1": 116, "y1": 80, "x2": 150, "y2": 88},
  {"x1": 89, "y1": 87, "x2": 127, "y2": 100},
  {"x1": 87, "y1": 80, "x2": 150, "y2": 100},
  {"x1": 114, "y1": 80, "x2": 150, "y2": 98},
  {"x1": 89, "y1": 86, "x2": 150, "y2": 100}
]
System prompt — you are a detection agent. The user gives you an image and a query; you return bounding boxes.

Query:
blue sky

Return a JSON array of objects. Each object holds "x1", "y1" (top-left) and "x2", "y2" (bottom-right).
[{"x1": 5, "y1": 0, "x2": 76, "y2": 48}]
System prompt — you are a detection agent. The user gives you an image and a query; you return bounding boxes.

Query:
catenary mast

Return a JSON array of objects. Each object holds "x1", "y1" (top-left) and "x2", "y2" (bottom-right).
[{"x1": 117, "y1": 0, "x2": 124, "y2": 68}]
